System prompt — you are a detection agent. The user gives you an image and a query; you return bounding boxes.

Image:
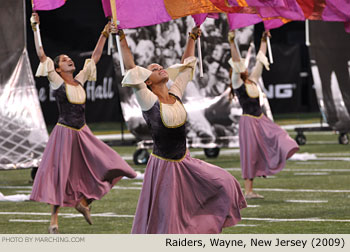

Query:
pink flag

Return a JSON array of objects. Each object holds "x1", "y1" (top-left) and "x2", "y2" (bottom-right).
[
  {"x1": 227, "y1": 13, "x2": 261, "y2": 29},
  {"x1": 258, "y1": 0, "x2": 304, "y2": 20},
  {"x1": 323, "y1": 0, "x2": 350, "y2": 22},
  {"x1": 101, "y1": 0, "x2": 172, "y2": 29},
  {"x1": 263, "y1": 18, "x2": 290, "y2": 30},
  {"x1": 103, "y1": 0, "x2": 222, "y2": 29},
  {"x1": 192, "y1": 13, "x2": 219, "y2": 26},
  {"x1": 32, "y1": 0, "x2": 66, "y2": 11},
  {"x1": 227, "y1": 13, "x2": 289, "y2": 30}
]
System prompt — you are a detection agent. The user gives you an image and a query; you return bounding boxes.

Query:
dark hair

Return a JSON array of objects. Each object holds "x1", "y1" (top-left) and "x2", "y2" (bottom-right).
[
  {"x1": 240, "y1": 71, "x2": 248, "y2": 83},
  {"x1": 53, "y1": 55, "x2": 63, "y2": 70}
]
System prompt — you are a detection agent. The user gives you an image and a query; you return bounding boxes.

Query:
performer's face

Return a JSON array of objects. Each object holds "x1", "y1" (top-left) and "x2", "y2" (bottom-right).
[
  {"x1": 56, "y1": 55, "x2": 76, "y2": 73},
  {"x1": 146, "y1": 63, "x2": 169, "y2": 86}
]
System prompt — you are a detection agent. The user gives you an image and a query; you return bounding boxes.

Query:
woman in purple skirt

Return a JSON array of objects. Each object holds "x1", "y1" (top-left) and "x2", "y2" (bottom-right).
[
  {"x1": 29, "y1": 13, "x2": 137, "y2": 234},
  {"x1": 117, "y1": 26, "x2": 247, "y2": 234},
  {"x1": 228, "y1": 30, "x2": 299, "y2": 199}
]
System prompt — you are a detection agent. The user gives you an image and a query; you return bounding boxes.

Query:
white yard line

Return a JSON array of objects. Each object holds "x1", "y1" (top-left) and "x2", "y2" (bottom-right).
[
  {"x1": 316, "y1": 157, "x2": 350, "y2": 161},
  {"x1": 2, "y1": 212, "x2": 350, "y2": 223},
  {"x1": 254, "y1": 188, "x2": 350, "y2": 193},
  {"x1": 235, "y1": 224, "x2": 258, "y2": 227},
  {"x1": 2, "y1": 185, "x2": 349, "y2": 193},
  {"x1": 294, "y1": 172, "x2": 329, "y2": 176},
  {"x1": 115, "y1": 187, "x2": 350, "y2": 193},
  {"x1": 305, "y1": 141, "x2": 339, "y2": 144},
  {"x1": 295, "y1": 162, "x2": 325, "y2": 165},
  {"x1": 0, "y1": 212, "x2": 133, "y2": 218},
  {"x1": 0, "y1": 186, "x2": 32, "y2": 189},
  {"x1": 281, "y1": 123, "x2": 330, "y2": 130},
  {"x1": 226, "y1": 168, "x2": 350, "y2": 172},
  {"x1": 9, "y1": 219, "x2": 49, "y2": 223},
  {"x1": 242, "y1": 217, "x2": 350, "y2": 223},
  {"x1": 285, "y1": 200, "x2": 328, "y2": 203},
  {"x1": 316, "y1": 153, "x2": 350, "y2": 156},
  {"x1": 132, "y1": 182, "x2": 143, "y2": 185},
  {"x1": 288, "y1": 168, "x2": 350, "y2": 172}
]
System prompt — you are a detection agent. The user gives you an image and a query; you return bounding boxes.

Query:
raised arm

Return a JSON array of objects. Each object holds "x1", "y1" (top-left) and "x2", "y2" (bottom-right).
[
  {"x1": 118, "y1": 28, "x2": 156, "y2": 111},
  {"x1": 117, "y1": 29, "x2": 136, "y2": 70},
  {"x1": 168, "y1": 28, "x2": 200, "y2": 98},
  {"x1": 91, "y1": 22, "x2": 111, "y2": 64},
  {"x1": 258, "y1": 31, "x2": 269, "y2": 55},
  {"x1": 228, "y1": 30, "x2": 241, "y2": 63},
  {"x1": 228, "y1": 30, "x2": 245, "y2": 89},
  {"x1": 249, "y1": 31, "x2": 270, "y2": 84},
  {"x1": 181, "y1": 27, "x2": 201, "y2": 63},
  {"x1": 31, "y1": 13, "x2": 47, "y2": 63}
]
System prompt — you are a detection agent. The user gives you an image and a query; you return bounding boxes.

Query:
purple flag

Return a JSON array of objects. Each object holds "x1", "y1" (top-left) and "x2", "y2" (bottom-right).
[{"x1": 32, "y1": 0, "x2": 66, "y2": 11}]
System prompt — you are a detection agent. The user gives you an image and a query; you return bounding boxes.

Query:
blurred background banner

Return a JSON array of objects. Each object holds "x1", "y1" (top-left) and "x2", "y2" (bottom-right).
[
  {"x1": 0, "y1": 0, "x2": 48, "y2": 170},
  {"x1": 309, "y1": 21, "x2": 350, "y2": 132}
]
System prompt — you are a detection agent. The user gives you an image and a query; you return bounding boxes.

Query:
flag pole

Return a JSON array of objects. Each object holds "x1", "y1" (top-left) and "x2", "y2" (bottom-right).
[
  {"x1": 107, "y1": 17, "x2": 112, "y2": 55},
  {"x1": 305, "y1": 19, "x2": 310, "y2": 46},
  {"x1": 108, "y1": 31, "x2": 113, "y2": 55},
  {"x1": 266, "y1": 31, "x2": 273, "y2": 64},
  {"x1": 110, "y1": 0, "x2": 125, "y2": 75},
  {"x1": 196, "y1": 26, "x2": 203, "y2": 77},
  {"x1": 31, "y1": 0, "x2": 42, "y2": 47},
  {"x1": 234, "y1": 37, "x2": 242, "y2": 59}
]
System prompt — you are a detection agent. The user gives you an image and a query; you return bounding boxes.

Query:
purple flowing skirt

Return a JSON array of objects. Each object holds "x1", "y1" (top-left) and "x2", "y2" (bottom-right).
[
  {"x1": 239, "y1": 114, "x2": 299, "y2": 179},
  {"x1": 131, "y1": 152, "x2": 247, "y2": 234},
  {"x1": 30, "y1": 124, "x2": 137, "y2": 207}
]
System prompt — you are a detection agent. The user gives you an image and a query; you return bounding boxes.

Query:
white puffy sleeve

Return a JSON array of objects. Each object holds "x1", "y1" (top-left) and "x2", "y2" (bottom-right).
[
  {"x1": 35, "y1": 57, "x2": 64, "y2": 89},
  {"x1": 168, "y1": 56, "x2": 197, "y2": 99},
  {"x1": 249, "y1": 51, "x2": 270, "y2": 84},
  {"x1": 121, "y1": 66, "x2": 157, "y2": 111},
  {"x1": 228, "y1": 58, "x2": 245, "y2": 89},
  {"x1": 75, "y1": 58, "x2": 97, "y2": 85}
]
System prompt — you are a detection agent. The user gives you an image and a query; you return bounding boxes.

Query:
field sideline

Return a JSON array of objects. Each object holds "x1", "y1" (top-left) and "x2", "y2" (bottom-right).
[{"x1": 0, "y1": 115, "x2": 349, "y2": 234}]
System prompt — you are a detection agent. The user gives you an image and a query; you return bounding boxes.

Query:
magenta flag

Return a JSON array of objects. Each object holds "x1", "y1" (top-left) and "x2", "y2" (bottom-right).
[
  {"x1": 258, "y1": 0, "x2": 304, "y2": 20},
  {"x1": 192, "y1": 13, "x2": 219, "y2": 26},
  {"x1": 227, "y1": 13, "x2": 261, "y2": 29},
  {"x1": 101, "y1": 0, "x2": 172, "y2": 29},
  {"x1": 228, "y1": 12, "x2": 288, "y2": 30},
  {"x1": 32, "y1": 0, "x2": 66, "y2": 11},
  {"x1": 263, "y1": 18, "x2": 288, "y2": 30},
  {"x1": 323, "y1": 0, "x2": 350, "y2": 22}
]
